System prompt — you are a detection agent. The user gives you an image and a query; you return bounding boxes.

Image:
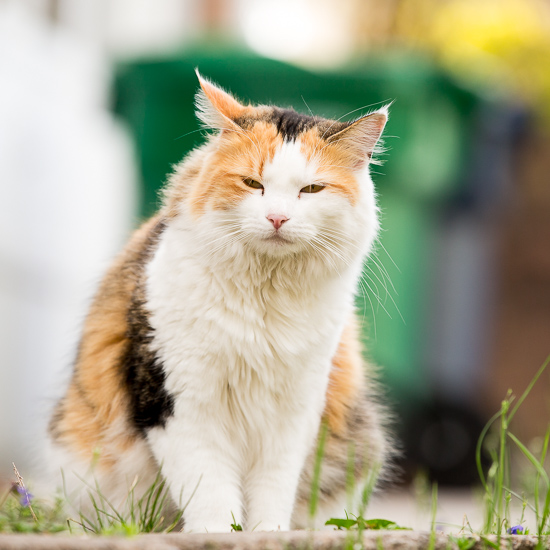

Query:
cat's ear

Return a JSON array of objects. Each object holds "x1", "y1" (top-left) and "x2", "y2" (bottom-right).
[
  {"x1": 327, "y1": 106, "x2": 389, "y2": 168},
  {"x1": 195, "y1": 70, "x2": 248, "y2": 132}
]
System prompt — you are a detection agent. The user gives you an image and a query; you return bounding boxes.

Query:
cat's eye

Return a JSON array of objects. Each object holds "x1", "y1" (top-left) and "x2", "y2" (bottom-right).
[
  {"x1": 243, "y1": 178, "x2": 264, "y2": 190},
  {"x1": 300, "y1": 184, "x2": 325, "y2": 194}
]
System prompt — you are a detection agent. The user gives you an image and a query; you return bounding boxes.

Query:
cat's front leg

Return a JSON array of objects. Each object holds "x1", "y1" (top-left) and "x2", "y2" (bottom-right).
[
  {"x1": 147, "y1": 417, "x2": 243, "y2": 533},
  {"x1": 245, "y1": 422, "x2": 316, "y2": 531}
]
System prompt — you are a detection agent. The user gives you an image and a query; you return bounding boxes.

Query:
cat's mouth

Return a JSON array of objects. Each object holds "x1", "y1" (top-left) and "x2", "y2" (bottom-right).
[{"x1": 264, "y1": 232, "x2": 292, "y2": 244}]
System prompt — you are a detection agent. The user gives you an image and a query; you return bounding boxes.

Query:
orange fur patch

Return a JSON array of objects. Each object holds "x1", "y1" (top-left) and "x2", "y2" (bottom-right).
[
  {"x1": 182, "y1": 120, "x2": 361, "y2": 218},
  {"x1": 51, "y1": 217, "x2": 162, "y2": 467},
  {"x1": 187, "y1": 122, "x2": 283, "y2": 217},
  {"x1": 198, "y1": 75, "x2": 250, "y2": 122},
  {"x1": 323, "y1": 319, "x2": 365, "y2": 435},
  {"x1": 164, "y1": 144, "x2": 215, "y2": 219},
  {"x1": 299, "y1": 128, "x2": 361, "y2": 206}
]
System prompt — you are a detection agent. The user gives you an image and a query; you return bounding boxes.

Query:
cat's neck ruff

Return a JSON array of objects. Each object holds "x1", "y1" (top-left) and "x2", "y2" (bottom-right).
[
  {"x1": 145, "y1": 216, "x2": 359, "y2": 388},
  {"x1": 149, "y1": 214, "x2": 361, "y2": 310},
  {"x1": 169, "y1": 210, "x2": 362, "y2": 290}
]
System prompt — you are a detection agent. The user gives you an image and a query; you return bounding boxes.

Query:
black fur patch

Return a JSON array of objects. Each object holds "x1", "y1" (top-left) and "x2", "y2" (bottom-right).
[
  {"x1": 268, "y1": 108, "x2": 321, "y2": 141},
  {"x1": 268, "y1": 109, "x2": 350, "y2": 141},
  {"x1": 120, "y1": 221, "x2": 175, "y2": 434},
  {"x1": 235, "y1": 108, "x2": 349, "y2": 141}
]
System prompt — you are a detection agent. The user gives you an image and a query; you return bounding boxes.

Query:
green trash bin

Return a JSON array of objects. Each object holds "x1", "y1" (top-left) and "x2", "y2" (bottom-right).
[{"x1": 113, "y1": 48, "x2": 484, "y2": 463}]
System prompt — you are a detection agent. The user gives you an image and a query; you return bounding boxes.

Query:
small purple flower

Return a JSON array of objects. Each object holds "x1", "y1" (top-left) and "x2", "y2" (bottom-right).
[
  {"x1": 16, "y1": 486, "x2": 33, "y2": 507},
  {"x1": 507, "y1": 525, "x2": 524, "y2": 535}
]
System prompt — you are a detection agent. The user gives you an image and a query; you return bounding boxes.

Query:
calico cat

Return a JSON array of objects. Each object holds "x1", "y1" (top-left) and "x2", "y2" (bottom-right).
[{"x1": 47, "y1": 72, "x2": 394, "y2": 532}]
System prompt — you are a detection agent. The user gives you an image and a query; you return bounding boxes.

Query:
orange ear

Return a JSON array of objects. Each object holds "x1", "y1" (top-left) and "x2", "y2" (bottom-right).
[
  {"x1": 327, "y1": 107, "x2": 389, "y2": 168},
  {"x1": 195, "y1": 69, "x2": 248, "y2": 131}
]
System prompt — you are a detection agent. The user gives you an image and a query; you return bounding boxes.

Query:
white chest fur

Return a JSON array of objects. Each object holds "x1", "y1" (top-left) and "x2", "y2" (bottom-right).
[
  {"x1": 144, "y1": 218, "x2": 360, "y2": 531},
  {"x1": 146, "y1": 220, "x2": 358, "y2": 426}
]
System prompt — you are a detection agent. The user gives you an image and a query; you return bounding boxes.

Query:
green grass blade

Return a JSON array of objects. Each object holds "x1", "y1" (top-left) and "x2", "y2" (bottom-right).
[
  {"x1": 536, "y1": 426, "x2": 550, "y2": 533},
  {"x1": 508, "y1": 433, "x2": 549, "y2": 487},
  {"x1": 476, "y1": 410, "x2": 503, "y2": 492},
  {"x1": 479, "y1": 535, "x2": 499, "y2": 549},
  {"x1": 541, "y1": 425, "x2": 550, "y2": 465},
  {"x1": 502, "y1": 486, "x2": 537, "y2": 514},
  {"x1": 86, "y1": 491, "x2": 104, "y2": 532},
  {"x1": 508, "y1": 355, "x2": 550, "y2": 423},
  {"x1": 309, "y1": 421, "x2": 329, "y2": 521},
  {"x1": 358, "y1": 463, "x2": 381, "y2": 519},
  {"x1": 428, "y1": 483, "x2": 438, "y2": 550},
  {"x1": 495, "y1": 398, "x2": 511, "y2": 536},
  {"x1": 346, "y1": 443, "x2": 356, "y2": 511},
  {"x1": 538, "y1": 491, "x2": 550, "y2": 535}
]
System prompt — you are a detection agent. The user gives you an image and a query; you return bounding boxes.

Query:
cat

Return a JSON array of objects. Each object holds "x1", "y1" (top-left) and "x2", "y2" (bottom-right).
[{"x1": 47, "y1": 71, "x2": 394, "y2": 532}]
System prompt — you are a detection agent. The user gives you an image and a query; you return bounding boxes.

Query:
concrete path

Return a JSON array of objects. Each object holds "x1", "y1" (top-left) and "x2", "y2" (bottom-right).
[{"x1": 0, "y1": 531, "x2": 546, "y2": 550}]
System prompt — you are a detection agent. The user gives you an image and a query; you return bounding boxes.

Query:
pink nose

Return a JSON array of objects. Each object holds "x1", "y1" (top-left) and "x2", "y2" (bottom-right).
[{"x1": 266, "y1": 214, "x2": 289, "y2": 230}]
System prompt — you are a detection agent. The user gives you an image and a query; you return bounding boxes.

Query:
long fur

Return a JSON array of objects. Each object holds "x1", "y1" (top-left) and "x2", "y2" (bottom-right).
[{"x1": 46, "y1": 75, "x2": 395, "y2": 532}]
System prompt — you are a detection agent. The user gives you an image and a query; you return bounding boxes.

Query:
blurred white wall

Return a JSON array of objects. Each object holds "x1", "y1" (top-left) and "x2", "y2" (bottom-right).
[
  {"x1": 0, "y1": 0, "x2": 141, "y2": 479},
  {"x1": 238, "y1": 0, "x2": 355, "y2": 68}
]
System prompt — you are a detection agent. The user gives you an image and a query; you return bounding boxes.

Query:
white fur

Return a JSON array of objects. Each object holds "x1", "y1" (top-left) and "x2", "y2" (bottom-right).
[
  {"x1": 43, "y1": 427, "x2": 158, "y2": 516},
  {"x1": 145, "y1": 140, "x2": 380, "y2": 532}
]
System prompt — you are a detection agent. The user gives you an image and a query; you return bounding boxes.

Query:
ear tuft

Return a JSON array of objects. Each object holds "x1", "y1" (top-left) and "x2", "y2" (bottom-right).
[
  {"x1": 327, "y1": 105, "x2": 391, "y2": 168},
  {"x1": 194, "y1": 69, "x2": 247, "y2": 131}
]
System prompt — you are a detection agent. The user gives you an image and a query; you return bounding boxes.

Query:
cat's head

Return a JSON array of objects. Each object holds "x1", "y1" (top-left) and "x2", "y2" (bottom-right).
[{"x1": 166, "y1": 72, "x2": 388, "y2": 271}]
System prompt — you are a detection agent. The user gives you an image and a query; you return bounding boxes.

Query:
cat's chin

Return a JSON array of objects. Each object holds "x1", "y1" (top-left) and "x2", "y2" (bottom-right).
[
  {"x1": 263, "y1": 233, "x2": 292, "y2": 245},
  {"x1": 250, "y1": 233, "x2": 303, "y2": 256}
]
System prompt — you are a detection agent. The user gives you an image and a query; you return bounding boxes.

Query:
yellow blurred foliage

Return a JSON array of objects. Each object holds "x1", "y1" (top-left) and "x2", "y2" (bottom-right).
[
  {"x1": 349, "y1": 0, "x2": 550, "y2": 124},
  {"x1": 394, "y1": 0, "x2": 550, "y2": 123}
]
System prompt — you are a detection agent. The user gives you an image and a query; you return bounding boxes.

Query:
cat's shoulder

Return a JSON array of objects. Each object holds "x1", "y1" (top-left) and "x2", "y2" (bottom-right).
[{"x1": 98, "y1": 214, "x2": 165, "y2": 295}]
